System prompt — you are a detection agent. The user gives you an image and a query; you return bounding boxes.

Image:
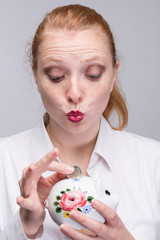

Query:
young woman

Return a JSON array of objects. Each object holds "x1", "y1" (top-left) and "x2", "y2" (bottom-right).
[{"x1": 0, "y1": 4, "x2": 159, "y2": 240}]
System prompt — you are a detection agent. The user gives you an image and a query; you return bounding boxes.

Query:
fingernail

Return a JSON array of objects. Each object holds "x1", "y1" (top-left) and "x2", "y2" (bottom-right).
[
  {"x1": 52, "y1": 148, "x2": 58, "y2": 154},
  {"x1": 29, "y1": 164, "x2": 35, "y2": 172},
  {"x1": 70, "y1": 210, "x2": 79, "y2": 219},
  {"x1": 50, "y1": 149, "x2": 55, "y2": 156},
  {"x1": 92, "y1": 199, "x2": 100, "y2": 207},
  {"x1": 16, "y1": 196, "x2": 23, "y2": 206},
  {"x1": 65, "y1": 166, "x2": 74, "y2": 172},
  {"x1": 60, "y1": 224, "x2": 68, "y2": 233}
]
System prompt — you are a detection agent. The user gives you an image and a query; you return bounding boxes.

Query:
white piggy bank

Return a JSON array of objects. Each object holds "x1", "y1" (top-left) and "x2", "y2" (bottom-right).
[{"x1": 45, "y1": 176, "x2": 118, "y2": 229}]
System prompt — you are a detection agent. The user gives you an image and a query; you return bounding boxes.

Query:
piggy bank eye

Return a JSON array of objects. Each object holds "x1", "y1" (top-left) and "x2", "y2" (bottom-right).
[{"x1": 105, "y1": 190, "x2": 111, "y2": 195}]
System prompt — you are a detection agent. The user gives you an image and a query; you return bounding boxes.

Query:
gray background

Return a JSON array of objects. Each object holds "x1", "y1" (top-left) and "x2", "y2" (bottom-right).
[{"x1": 0, "y1": 0, "x2": 160, "y2": 141}]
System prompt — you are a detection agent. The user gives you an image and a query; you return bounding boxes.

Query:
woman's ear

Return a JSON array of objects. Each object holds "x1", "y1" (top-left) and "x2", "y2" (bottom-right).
[
  {"x1": 110, "y1": 60, "x2": 120, "y2": 92},
  {"x1": 32, "y1": 62, "x2": 40, "y2": 93}
]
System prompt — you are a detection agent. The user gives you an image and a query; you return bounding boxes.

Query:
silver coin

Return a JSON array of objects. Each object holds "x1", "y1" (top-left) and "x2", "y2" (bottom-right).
[{"x1": 66, "y1": 166, "x2": 82, "y2": 179}]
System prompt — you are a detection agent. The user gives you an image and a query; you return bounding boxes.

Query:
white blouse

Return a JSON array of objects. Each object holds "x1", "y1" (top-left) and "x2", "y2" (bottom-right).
[{"x1": 0, "y1": 116, "x2": 160, "y2": 240}]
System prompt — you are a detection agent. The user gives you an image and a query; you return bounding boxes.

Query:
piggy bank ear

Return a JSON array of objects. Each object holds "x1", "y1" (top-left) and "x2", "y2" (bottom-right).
[
  {"x1": 105, "y1": 190, "x2": 111, "y2": 195},
  {"x1": 44, "y1": 198, "x2": 49, "y2": 209}
]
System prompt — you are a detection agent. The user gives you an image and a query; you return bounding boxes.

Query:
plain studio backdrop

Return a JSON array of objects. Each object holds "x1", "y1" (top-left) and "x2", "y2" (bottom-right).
[{"x1": 0, "y1": 0, "x2": 160, "y2": 141}]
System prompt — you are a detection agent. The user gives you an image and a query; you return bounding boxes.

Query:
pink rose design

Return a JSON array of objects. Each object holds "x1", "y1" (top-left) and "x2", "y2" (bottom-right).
[{"x1": 59, "y1": 190, "x2": 87, "y2": 211}]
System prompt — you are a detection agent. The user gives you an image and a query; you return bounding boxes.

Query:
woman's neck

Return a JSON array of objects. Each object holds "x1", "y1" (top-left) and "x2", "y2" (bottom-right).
[{"x1": 46, "y1": 117, "x2": 101, "y2": 174}]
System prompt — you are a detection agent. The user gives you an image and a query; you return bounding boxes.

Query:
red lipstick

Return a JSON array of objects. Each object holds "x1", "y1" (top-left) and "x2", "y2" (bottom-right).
[{"x1": 66, "y1": 111, "x2": 85, "y2": 123}]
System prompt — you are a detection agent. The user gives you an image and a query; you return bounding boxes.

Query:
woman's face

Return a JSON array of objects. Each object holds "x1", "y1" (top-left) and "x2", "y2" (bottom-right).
[{"x1": 34, "y1": 28, "x2": 119, "y2": 133}]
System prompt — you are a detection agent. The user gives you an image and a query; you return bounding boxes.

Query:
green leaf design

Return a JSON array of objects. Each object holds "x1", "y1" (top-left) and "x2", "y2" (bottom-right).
[
  {"x1": 66, "y1": 188, "x2": 71, "y2": 192},
  {"x1": 77, "y1": 208, "x2": 82, "y2": 212},
  {"x1": 56, "y1": 195, "x2": 61, "y2": 200},
  {"x1": 53, "y1": 201, "x2": 59, "y2": 206},
  {"x1": 60, "y1": 190, "x2": 66, "y2": 194},
  {"x1": 56, "y1": 207, "x2": 62, "y2": 213},
  {"x1": 87, "y1": 196, "x2": 94, "y2": 203}
]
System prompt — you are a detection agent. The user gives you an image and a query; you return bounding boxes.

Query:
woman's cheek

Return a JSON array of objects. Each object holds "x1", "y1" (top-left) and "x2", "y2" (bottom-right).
[
  {"x1": 40, "y1": 85, "x2": 58, "y2": 104},
  {"x1": 93, "y1": 87, "x2": 111, "y2": 110}
]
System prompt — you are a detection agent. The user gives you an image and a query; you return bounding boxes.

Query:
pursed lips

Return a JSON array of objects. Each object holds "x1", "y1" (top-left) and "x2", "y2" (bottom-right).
[{"x1": 66, "y1": 111, "x2": 85, "y2": 122}]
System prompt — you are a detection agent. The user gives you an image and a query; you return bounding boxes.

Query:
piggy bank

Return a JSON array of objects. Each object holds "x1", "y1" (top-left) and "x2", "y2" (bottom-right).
[{"x1": 45, "y1": 176, "x2": 118, "y2": 229}]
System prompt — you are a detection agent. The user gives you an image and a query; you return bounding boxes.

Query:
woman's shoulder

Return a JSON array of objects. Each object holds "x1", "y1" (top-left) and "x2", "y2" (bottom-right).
[
  {"x1": 0, "y1": 123, "x2": 45, "y2": 158},
  {"x1": 102, "y1": 117, "x2": 160, "y2": 155},
  {"x1": 111, "y1": 127, "x2": 160, "y2": 166},
  {"x1": 0, "y1": 121, "x2": 52, "y2": 168},
  {"x1": 118, "y1": 129, "x2": 160, "y2": 152},
  {"x1": 0, "y1": 128, "x2": 35, "y2": 151}
]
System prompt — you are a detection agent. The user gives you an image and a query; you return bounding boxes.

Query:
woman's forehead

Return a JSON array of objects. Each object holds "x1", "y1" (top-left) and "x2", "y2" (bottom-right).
[{"x1": 38, "y1": 29, "x2": 112, "y2": 64}]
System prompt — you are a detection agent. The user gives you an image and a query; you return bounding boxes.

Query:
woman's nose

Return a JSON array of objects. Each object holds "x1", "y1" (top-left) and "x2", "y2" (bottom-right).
[{"x1": 66, "y1": 78, "x2": 83, "y2": 104}]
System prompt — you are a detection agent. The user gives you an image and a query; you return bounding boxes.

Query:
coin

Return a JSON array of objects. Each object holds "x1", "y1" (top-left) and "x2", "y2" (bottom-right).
[{"x1": 66, "y1": 166, "x2": 82, "y2": 179}]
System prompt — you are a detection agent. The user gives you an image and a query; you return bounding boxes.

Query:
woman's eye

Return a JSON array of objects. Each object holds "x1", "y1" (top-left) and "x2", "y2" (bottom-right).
[
  {"x1": 85, "y1": 64, "x2": 105, "y2": 80},
  {"x1": 86, "y1": 74, "x2": 102, "y2": 80},
  {"x1": 48, "y1": 75, "x2": 65, "y2": 82},
  {"x1": 44, "y1": 66, "x2": 65, "y2": 82}
]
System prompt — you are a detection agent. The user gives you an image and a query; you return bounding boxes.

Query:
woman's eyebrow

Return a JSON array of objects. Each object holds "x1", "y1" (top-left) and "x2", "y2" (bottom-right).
[
  {"x1": 84, "y1": 57, "x2": 107, "y2": 64},
  {"x1": 41, "y1": 57, "x2": 107, "y2": 68},
  {"x1": 43, "y1": 58, "x2": 63, "y2": 64}
]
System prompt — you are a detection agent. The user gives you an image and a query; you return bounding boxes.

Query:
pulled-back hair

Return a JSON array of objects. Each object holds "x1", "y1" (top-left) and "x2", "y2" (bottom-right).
[{"x1": 31, "y1": 4, "x2": 128, "y2": 130}]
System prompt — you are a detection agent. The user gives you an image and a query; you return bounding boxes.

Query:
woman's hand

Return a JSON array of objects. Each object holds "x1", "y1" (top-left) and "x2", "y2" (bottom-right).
[
  {"x1": 16, "y1": 148, "x2": 74, "y2": 239},
  {"x1": 60, "y1": 199, "x2": 135, "y2": 240}
]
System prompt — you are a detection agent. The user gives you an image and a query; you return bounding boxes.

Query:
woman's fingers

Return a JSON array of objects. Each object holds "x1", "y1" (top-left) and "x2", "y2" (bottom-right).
[
  {"x1": 16, "y1": 195, "x2": 35, "y2": 211},
  {"x1": 34, "y1": 148, "x2": 59, "y2": 177},
  {"x1": 45, "y1": 172, "x2": 66, "y2": 186},
  {"x1": 60, "y1": 208, "x2": 134, "y2": 240},
  {"x1": 16, "y1": 195, "x2": 44, "y2": 213},
  {"x1": 35, "y1": 148, "x2": 74, "y2": 176},
  {"x1": 37, "y1": 173, "x2": 67, "y2": 202},
  {"x1": 60, "y1": 200, "x2": 120, "y2": 239},
  {"x1": 91, "y1": 200, "x2": 134, "y2": 239},
  {"x1": 60, "y1": 224, "x2": 94, "y2": 240},
  {"x1": 19, "y1": 149, "x2": 74, "y2": 197},
  {"x1": 47, "y1": 161, "x2": 74, "y2": 174},
  {"x1": 91, "y1": 199, "x2": 119, "y2": 226},
  {"x1": 20, "y1": 164, "x2": 37, "y2": 197},
  {"x1": 20, "y1": 149, "x2": 59, "y2": 195},
  {"x1": 69, "y1": 210, "x2": 106, "y2": 238}
]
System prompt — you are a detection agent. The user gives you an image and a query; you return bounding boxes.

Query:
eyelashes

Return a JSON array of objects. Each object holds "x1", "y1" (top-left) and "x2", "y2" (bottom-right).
[
  {"x1": 85, "y1": 74, "x2": 102, "y2": 80},
  {"x1": 44, "y1": 66, "x2": 65, "y2": 82},
  {"x1": 45, "y1": 64, "x2": 105, "y2": 83},
  {"x1": 48, "y1": 75, "x2": 65, "y2": 82},
  {"x1": 48, "y1": 73, "x2": 102, "y2": 83}
]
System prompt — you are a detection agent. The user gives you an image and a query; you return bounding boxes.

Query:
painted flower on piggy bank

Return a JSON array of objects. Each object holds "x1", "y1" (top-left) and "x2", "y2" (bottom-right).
[
  {"x1": 59, "y1": 190, "x2": 87, "y2": 211},
  {"x1": 45, "y1": 176, "x2": 118, "y2": 229}
]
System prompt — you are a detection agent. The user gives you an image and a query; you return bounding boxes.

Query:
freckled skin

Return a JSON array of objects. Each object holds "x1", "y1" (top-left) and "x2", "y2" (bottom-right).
[{"x1": 33, "y1": 28, "x2": 119, "y2": 135}]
